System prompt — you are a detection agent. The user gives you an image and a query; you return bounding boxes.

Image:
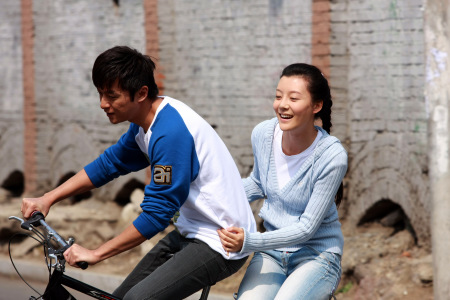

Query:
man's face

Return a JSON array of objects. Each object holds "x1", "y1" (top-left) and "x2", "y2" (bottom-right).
[{"x1": 97, "y1": 80, "x2": 139, "y2": 124}]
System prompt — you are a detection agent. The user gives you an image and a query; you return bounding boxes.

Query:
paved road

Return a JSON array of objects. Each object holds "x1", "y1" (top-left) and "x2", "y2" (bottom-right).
[{"x1": 0, "y1": 275, "x2": 41, "y2": 300}]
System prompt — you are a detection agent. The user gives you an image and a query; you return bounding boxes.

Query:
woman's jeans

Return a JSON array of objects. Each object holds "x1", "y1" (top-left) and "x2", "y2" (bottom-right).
[
  {"x1": 237, "y1": 247, "x2": 342, "y2": 300},
  {"x1": 113, "y1": 230, "x2": 247, "y2": 300}
]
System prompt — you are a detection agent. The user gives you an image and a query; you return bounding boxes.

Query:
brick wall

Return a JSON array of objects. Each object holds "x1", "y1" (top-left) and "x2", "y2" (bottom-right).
[
  {"x1": 341, "y1": 0, "x2": 429, "y2": 245},
  {"x1": 144, "y1": 0, "x2": 164, "y2": 95},
  {"x1": 0, "y1": 1, "x2": 24, "y2": 189},
  {"x1": 144, "y1": 0, "x2": 161, "y2": 185},
  {"x1": 312, "y1": 0, "x2": 331, "y2": 78},
  {"x1": 158, "y1": 0, "x2": 313, "y2": 175},
  {"x1": 30, "y1": 0, "x2": 148, "y2": 199},
  {"x1": 329, "y1": 1, "x2": 350, "y2": 145},
  {"x1": 0, "y1": 0, "x2": 432, "y2": 246}
]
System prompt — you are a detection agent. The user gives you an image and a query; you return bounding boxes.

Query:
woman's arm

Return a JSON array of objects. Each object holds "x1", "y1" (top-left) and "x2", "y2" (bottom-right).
[
  {"x1": 218, "y1": 150, "x2": 347, "y2": 253},
  {"x1": 241, "y1": 151, "x2": 347, "y2": 252}
]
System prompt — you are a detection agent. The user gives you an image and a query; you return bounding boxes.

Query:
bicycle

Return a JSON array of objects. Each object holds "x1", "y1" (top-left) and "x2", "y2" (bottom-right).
[{"x1": 8, "y1": 212, "x2": 211, "y2": 300}]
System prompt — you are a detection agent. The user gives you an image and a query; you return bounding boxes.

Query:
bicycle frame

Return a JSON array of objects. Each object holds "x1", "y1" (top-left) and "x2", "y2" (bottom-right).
[{"x1": 42, "y1": 269, "x2": 120, "y2": 300}]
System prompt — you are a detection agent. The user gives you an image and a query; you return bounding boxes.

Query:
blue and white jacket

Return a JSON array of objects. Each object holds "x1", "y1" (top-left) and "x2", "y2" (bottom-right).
[
  {"x1": 241, "y1": 118, "x2": 347, "y2": 255},
  {"x1": 85, "y1": 97, "x2": 256, "y2": 259}
]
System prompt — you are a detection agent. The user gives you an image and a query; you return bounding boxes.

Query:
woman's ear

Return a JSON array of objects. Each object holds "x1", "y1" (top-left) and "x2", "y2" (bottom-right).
[
  {"x1": 136, "y1": 86, "x2": 149, "y2": 103},
  {"x1": 313, "y1": 101, "x2": 323, "y2": 114}
]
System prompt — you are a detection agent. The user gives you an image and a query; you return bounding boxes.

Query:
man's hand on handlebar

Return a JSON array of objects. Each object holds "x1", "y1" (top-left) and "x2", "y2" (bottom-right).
[
  {"x1": 21, "y1": 196, "x2": 51, "y2": 219},
  {"x1": 64, "y1": 244, "x2": 100, "y2": 268}
]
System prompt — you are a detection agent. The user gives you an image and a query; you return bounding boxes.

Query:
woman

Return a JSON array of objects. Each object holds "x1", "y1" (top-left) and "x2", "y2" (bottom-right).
[{"x1": 218, "y1": 63, "x2": 347, "y2": 300}]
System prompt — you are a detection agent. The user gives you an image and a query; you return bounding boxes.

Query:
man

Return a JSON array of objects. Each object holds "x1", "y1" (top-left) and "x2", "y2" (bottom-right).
[{"x1": 21, "y1": 46, "x2": 256, "y2": 300}]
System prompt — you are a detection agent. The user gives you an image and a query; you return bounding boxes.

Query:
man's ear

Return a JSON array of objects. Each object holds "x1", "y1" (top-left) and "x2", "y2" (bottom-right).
[
  {"x1": 313, "y1": 101, "x2": 323, "y2": 114},
  {"x1": 136, "y1": 86, "x2": 149, "y2": 103}
]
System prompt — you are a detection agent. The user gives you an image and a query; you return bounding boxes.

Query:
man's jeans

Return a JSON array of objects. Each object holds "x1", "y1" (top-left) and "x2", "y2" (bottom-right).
[
  {"x1": 237, "y1": 247, "x2": 342, "y2": 300},
  {"x1": 113, "y1": 229, "x2": 247, "y2": 300}
]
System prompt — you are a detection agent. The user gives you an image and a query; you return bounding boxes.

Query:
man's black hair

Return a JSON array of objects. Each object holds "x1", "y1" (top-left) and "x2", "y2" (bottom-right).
[{"x1": 92, "y1": 46, "x2": 159, "y2": 101}]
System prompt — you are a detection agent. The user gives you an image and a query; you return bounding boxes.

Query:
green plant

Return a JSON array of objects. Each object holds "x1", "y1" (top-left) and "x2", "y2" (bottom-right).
[{"x1": 336, "y1": 281, "x2": 353, "y2": 294}]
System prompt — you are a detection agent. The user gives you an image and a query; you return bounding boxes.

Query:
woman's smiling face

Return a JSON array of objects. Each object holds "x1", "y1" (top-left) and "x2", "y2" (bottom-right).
[{"x1": 273, "y1": 76, "x2": 322, "y2": 133}]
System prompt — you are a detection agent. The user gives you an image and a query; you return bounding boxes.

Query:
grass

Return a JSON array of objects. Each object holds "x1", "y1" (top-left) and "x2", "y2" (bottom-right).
[{"x1": 336, "y1": 281, "x2": 353, "y2": 294}]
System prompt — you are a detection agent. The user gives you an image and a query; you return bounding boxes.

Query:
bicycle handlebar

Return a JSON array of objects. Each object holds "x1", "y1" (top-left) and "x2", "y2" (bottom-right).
[{"x1": 21, "y1": 212, "x2": 88, "y2": 270}]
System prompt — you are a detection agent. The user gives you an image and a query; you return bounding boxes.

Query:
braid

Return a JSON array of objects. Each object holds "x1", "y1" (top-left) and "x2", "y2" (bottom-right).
[
  {"x1": 317, "y1": 96, "x2": 332, "y2": 134},
  {"x1": 316, "y1": 84, "x2": 344, "y2": 208},
  {"x1": 317, "y1": 94, "x2": 343, "y2": 208}
]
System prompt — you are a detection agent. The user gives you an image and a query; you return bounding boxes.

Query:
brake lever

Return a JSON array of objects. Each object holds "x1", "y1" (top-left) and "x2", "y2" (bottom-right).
[
  {"x1": 8, "y1": 216, "x2": 28, "y2": 228},
  {"x1": 9, "y1": 212, "x2": 46, "y2": 231}
]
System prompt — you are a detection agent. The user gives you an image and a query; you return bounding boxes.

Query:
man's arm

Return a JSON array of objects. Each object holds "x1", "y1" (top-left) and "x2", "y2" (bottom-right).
[
  {"x1": 64, "y1": 224, "x2": 146, "y2": 267},
  {"x1": 21, "y1": 169, "x2": 95, "y2": 218}
]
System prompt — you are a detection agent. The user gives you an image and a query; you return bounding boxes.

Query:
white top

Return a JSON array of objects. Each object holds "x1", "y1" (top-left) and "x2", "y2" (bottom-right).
[
  {"x1": 135, "y1": 97, "x2": 257, "y2": 259},
  {"x1": 273, "y1": 124, "x2": 322, "y2": 190}
]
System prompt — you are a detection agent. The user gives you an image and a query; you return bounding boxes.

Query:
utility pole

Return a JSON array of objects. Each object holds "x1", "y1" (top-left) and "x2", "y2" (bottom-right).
[{"x1": 424, "y1": 0, "x2": 450, "y2": 299}]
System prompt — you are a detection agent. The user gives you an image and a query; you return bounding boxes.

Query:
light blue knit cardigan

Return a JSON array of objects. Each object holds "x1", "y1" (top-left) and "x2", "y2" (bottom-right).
[{"x1": 241, "y1": 118, "x2": 348, "y2": 255}]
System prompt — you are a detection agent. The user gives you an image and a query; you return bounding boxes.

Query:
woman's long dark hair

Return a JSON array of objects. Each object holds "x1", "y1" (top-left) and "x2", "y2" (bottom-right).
[{"x1": 281, "y1": 63, "x2": 344, "y2": 207}]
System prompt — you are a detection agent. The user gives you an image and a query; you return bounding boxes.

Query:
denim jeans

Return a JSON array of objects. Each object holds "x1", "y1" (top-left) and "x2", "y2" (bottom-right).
[
  {"x1": 113, "y1": 230, "x2": 248, "y2": 300},
  {"x1": 237, "y1": 247, "x2": 342, "y2": 300}
]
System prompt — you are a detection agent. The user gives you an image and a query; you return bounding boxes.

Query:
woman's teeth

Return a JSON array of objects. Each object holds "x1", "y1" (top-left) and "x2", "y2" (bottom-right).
[{"x1": 280, "y1": 114, "x2": 293, "y2": 119}]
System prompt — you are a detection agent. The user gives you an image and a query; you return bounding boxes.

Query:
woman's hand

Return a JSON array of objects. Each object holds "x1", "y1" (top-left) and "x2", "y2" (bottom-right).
[{"x1": 217, "y1": 226, "x2": 245, "y2": 253}]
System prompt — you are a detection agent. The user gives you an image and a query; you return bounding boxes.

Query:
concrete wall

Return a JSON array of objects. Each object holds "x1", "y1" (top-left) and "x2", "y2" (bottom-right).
[{"x1": 425, "y1": 0, "x2": 450, "y2": 297}]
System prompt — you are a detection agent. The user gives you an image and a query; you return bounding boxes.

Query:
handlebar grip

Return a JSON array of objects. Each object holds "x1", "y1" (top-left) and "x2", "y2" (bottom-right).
[
  {"x1": 29, "y1": 212, "x2": 89, "y2": 270},
  {"x1": 77, "y1": 261, "x2": 89, "y2": 270},
  {"x1": 22, "y1": 211, "x2": 45, "y2": 229}
]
